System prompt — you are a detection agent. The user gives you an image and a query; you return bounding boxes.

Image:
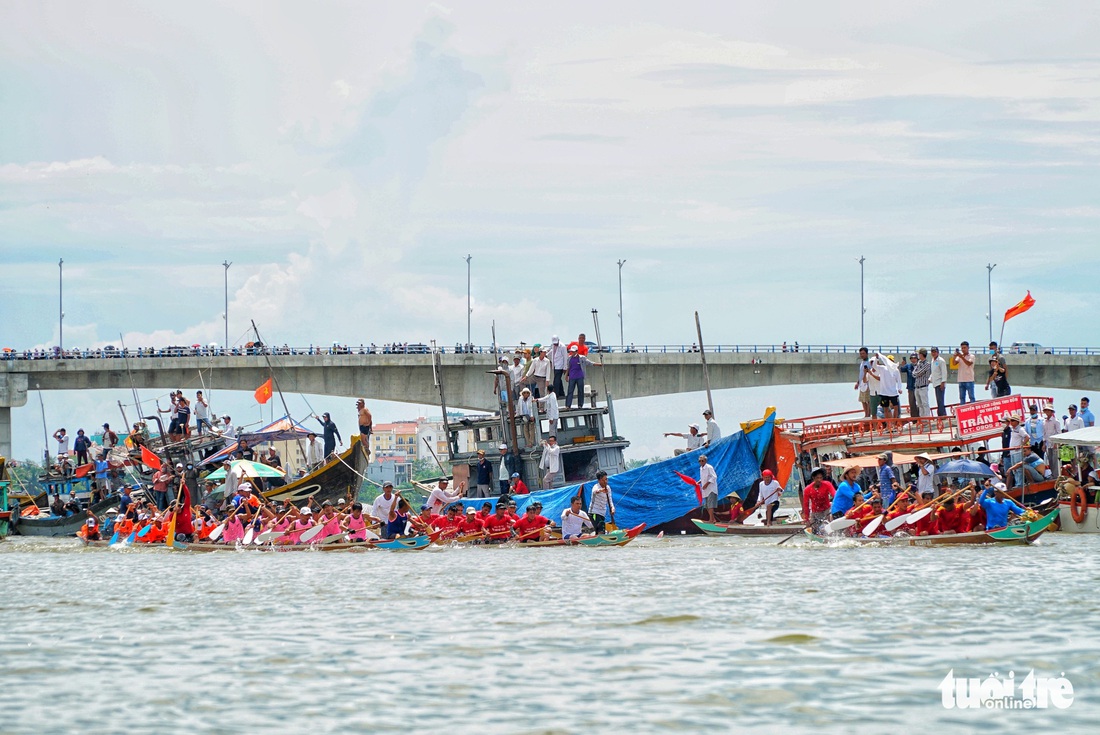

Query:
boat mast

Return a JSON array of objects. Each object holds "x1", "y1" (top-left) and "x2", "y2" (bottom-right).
[
  {"x1": 591, "y1": 309, "x2": 617, "y2": 438},
  {"x1": 250, "y1": 320, "x2": 308, "y2": 465},
  {"x1": 695, "y1": 311, "x2": 715, "y2": 419},
  {"x1": 431, "y1": 340, "x2": 454, "y2": 461},
  {"x1": 37, "y1": 386, "x2": 50, "y2": 469}
]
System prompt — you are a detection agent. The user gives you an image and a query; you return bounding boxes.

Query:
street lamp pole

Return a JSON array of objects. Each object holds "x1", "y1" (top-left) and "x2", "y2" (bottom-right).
[
  {"x1": 222, "y1": 260, "x2": 232, "y2": 349},
  {"x1": 616, "y1": 259, "x2": 626, "y2": 348},
  {"x1": 986, "y1": 263, "x2": 996, "y2": 345},
  {"x1": 58, "y1": 258, "x2": 64, "y2": 353},
  {"x1": 858, "y1": 255, "x2": 865, "y2": 345},
  {"x1": 465, "y1": 254, "x2": 472, "y2": 347}
]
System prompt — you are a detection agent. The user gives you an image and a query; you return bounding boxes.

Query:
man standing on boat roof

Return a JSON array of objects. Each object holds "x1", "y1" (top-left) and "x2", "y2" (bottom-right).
[
  {"x1": 547, "y1": 336, "x2": 568, "y2": 398},
  {"x1": 540, "y1": 435, "x2": 562, "y2": 489},
  {"x1": 305, "y1": 432, "x2": 324, "y2": 470},
  {"x1": 356, "y1": 399, "x2": 373, "y2": 447},
  {"x1": 517, "y1": 388, "x2": 536, "y2": 446},
  {"x1": 536, "y1": 389, "x2": 560, "y2": 438},
  {"x1": 856, "y1": 347, "x2": 872, "y2": 418},
  {"x1": 565, "y1": 344, "x2": 595, "y2": 409},
  {"x1": 473, "y1": 450, "x2": 493, "y2": 498},
  {"x1": 194, "y1": 390, "x2": 211, "y2": 434},
  {"x1": 698, "y1": 454, "x2": 719, "y2": 523},
  {"x1": 314, "y1": 412, "x2": 342, "y2": 458},
  {"x1": 666, "y1": 424, "x2": 705, "y2": 456},
  {"x1": 702, "y1": 410, "x2": 721, "y2": 446}
]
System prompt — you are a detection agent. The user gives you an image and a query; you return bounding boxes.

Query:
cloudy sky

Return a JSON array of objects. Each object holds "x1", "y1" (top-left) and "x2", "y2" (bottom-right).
[{"x1": 2, "y1": 1, "x2": 1098, "y2": 458}]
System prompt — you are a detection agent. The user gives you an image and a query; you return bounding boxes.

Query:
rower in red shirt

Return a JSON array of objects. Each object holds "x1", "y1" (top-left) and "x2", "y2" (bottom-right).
[
  {"x1": 431, "y1": 505, "x2": 462, "y2": 540},
  {"x1": 801, "y1": 468, "x2": 836, "y2": 532},
  {"x1": 475, "y1": 502, "x2": 493, "y2": 521},
  {"x1": 512, "y1": 505, "x2": 552, "y2": 542},
  {"x1": 908, "y1": 491, "x2": 938, "y2": 536},
  {"x1": 846, "y1": 496, "x2": 879, "y2": 524},
  {"x1": 935, "y1": 496, "x2": 969, "y2": 534},
  {"x1": 482, "y1": 504, "x2": 515, "y2": 542},
  {"x1": 457, "y1": 508, "x2": 485, "y2": 539}
]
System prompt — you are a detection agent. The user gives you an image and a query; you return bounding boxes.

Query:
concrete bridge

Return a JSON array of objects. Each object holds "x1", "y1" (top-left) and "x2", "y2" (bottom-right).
[{"x1": 3, "y1": 351, "x2": 1100, "y2": 458}]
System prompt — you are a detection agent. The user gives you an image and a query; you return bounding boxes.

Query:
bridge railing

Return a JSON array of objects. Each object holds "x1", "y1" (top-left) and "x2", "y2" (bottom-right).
[{"x1": 3, "y1": 344, "x2": 1099, "y2": 360}]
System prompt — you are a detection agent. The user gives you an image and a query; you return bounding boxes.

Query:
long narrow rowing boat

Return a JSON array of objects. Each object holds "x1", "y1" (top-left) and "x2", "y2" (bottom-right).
[
  {"x1": 511, "y1": 523, "x2": 645, "y2": 547},
  {"x1": 691, "y1": 519, "x2": 806, "y2": 536},
  {"x1": 803, "y1": 510, "x2": 1058, "y2": 546},
  {"x1": 81, "y1": 533, "x2": 434, "y2": 552}
]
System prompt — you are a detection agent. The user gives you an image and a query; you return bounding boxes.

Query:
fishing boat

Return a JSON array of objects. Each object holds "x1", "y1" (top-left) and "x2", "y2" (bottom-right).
[
  {"x1": 1046, "y1": 426, "x2": 1100, "y2": 533},
  {"x1": 12, "y1": 473, "x2": 119, "y2": 538},
  {"x1": 691, "y1": 518, "x2": 805, "y2": 536},
  {"x1": 803, "y1": 509, "x2": 1058, "y2": 546},
  {"x1": 259, "y1": 435, "x2": 370, "y2": 506}
]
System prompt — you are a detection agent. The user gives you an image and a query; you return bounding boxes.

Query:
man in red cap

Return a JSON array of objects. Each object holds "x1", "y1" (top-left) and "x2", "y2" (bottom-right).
[{"x1": 756, "y1": 469, "x2": 784, "y2": 526}]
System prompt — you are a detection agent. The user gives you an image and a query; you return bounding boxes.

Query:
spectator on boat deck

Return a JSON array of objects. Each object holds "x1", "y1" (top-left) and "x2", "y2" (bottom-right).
[
  {"x1": 702, "y1": 410, "x2": 721, "y2": 446},
  {"x1": 898, "y1": 353, "x2": 920, "y2": 418},
  {"x1": 262, "y1": 448, "x2": 284, "y2": 488},
  {"x1": 510, "y1": 355, "x2": 527, "y2": 401},
  {"x1": 855, "y1": 347, "x2": 872, "y2": 418},
  {"x1": 929, "y1": 347, "x2": 948, "y2": 417},
  {"x1": 536, "y1": 390, "x2": 560, "y2": 438},
  {"x1": 194, "y1": 391, "x2": 211, "y2": 434},
  {"x1": 565, "y1": 346, "x2": 595, "y2": 409},
  {"x1": 665, "y1": 424, "x2": 705, "y2": 456},
  {"x1": 237, "y1": 438, "x2": 255, "y2": 462},
  {"x1": 1009, "y1": 448, "x2": 1052, "y2": 483},
  {"x1": 53, "y1": 428, "x2": 69, "y2": 457},
  {"x1": 73, "y1": 429, "x2": 92, "y2": 465},
  {"x1": 1025, "y1": 405, "x2": 1045, "y2": 451},
  {"x1": 473, "y1": 450, "x2": 493, "y2": 498},
  {"x1": 540, "y1": 436, "x2": 562, "y2": 489},
  {"x1": 151, "y1": 465, "x2": 173, "y2": 511},
  {"x1": 877, "y1": 453, "x2": 898, "y2": 506},
  {"x1": 1064, "y1": 404, "x2": 1084, "y2": 432},
  {"x1": 497, "y1": 444, "x2": 520, "y2": 495},
  {"x1": 698, "y1": 454, "x2": 719, "y2": 523},
  {"x1": 913, "y1": 349, "x2": 931, "y2": 417},
  {"x1": 1007, "y1": 415, "x2": 1027, "y2": 487},
  {"x1": 873, "y1": 354, "x2": 901, "y2": 419},
  {"x1": 547, "y1": 336, "x2": 568, "y2": 398},
  {"x1": 523, "y1": 347, "x2": 552, "y2": 398},
  {"x1": 494, "y1": 358, "x2": 512, "y2": 402},
  {"x1": 219, "y1": 415, "x2": 236, "y2": 446},
  {"x1": 509, "y1": 473, "x2": 529, "y2": 495},
  {"x1": 914, "y1": 453, "x2": 935, "y2": 497},
  {"x1": 314, "y1": 412, "x2": 342, "y2": 458},
  {"x1": 356, "y1": 399, "x2": 373, "y2": 445},
  {"x1": 954, "y1": 342, "x2": 976, "y2": 404},
  {"x1": 1041, "y1": 407, "x2": 1060, "y2": 468},
  {"x1": 1081, "y1": 397, "x2": 1095, "y2": 428},
  {"x1": 101, "y1": 423, "x2": 119, "y2": 452},
  {"x1": 517, "y1": 389, "x2": 536, "y2": 445},
  {"x1": 305, "y1": 432, "x2": 324, "y2": 469}
]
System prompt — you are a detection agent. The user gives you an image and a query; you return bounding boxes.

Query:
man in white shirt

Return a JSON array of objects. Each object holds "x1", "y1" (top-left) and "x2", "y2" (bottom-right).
[
  {"x1": 370, "y1": 482, "x2": 398, "y2": 525},
  {"x1": 756, "y1": 469, "x2": 784, "y2": 525},
  {"x1": 305, "y1": 432, "x2": 324, "y2": 469},
  {"x1": 517, "y1": 388, "x2": 536, "y2": 446},
  {"x1": 1042, "y1": 406, "x2": 1061, "y2": 469},
  {"x1": 509, "y1": 355, "x2": 527, "y2": 401},
  {"x1": 1007, "y1": 415, "x2": 1028, "y2": 487},
  {"x1": 587, "y1": 470, "x2": 616, "y2": 534},
  {"x1": 1065, "y1": 404, "x2": 1085, "y2": 432},
  {"x1": 220, "y1": 415, "x2": 236, "y2": 448},
  {"x1": 425, "y1": 478, "x2": 465, "y2": 515},
  {"x1": 53, "y1": 428, "x2": 70, "y2": 457},
  {"x1": 523, "y1": 348, "x2": 552, "y2": 398},
  {"x1": 547, "y1": 336, "x2": 568, "y2": 398},
  {"x1": 539, "y1": 435, "x2": 562, "y2": 489},
  {"x1": 928, "y1": 347, "x2": 948, "y2": 417},
  {"x1": 560, "y1": 496, "x2": 592, "y2": 539},
  {"x1": 665, "y1": 424, "x2": 705, "y2": 455},
  {"x1": 194, "y1": 390, "x2": 211, "y2": 434},
  {"x1": 699, "y1": 453, "x2": 719, "y2": 522},
  {"x1": 874, "y1": 354, "x2": 901, "y2": 419},
  {"x1": 703, "y1": 410, "x2": 721, "y2": 446},
  {"x1": 536, "y1": 390, "x2": 560, "y2": 438},
  {"x1": 855, "y1": 347, "x2": 872, "y2": 417}
]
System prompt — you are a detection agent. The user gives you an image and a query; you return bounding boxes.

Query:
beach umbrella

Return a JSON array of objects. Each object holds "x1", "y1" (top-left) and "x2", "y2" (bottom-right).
[
  {"x1": 933, "y1": 459, "x2": 996, "y2": 478},
  {"x1": 205, "y1": 459, "x2": 286, "y2": 480}
]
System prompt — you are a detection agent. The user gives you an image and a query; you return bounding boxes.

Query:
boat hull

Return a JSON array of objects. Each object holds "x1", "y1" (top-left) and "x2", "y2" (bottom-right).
[
  {"x1": 15, "y1": 495, "x2": 120, "y2": 537},
  {"x1": 1057, "y1": 501, "x2": 1100, "y2": 533},
  {"x1": 691, "y1": 519, "x2": 806, "y2": 536},
  {"x1": 511, "y1": 523, "x2": 645, "y2": 547},
  {"x1": 262, "y1": 436, "x2": 369, "y2": 506},
  {"x1": 805, "y1": 510, "x2": 1058, "y2": 546}
]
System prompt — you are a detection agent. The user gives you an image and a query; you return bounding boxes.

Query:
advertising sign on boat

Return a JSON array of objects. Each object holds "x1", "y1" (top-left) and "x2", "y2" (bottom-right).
[{"x1": 954, "y1": 395, "x2": 1024, "y2": 440}]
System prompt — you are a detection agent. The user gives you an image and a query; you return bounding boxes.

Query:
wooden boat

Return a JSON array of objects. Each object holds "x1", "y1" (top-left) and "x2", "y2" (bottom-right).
[
  {"x1": 804, "y1": 509, "x2": 1058, "y2": 546},
  {"x1": 691, "y1": 518, "x2": 807, "y2": 536},
  {"x1": 15, "y1": 494, "x2": 120, "y2": 537},
  {"x1": 511, "y1": 523, "x2": 645, "y2": 547},
  {"x1": 83, "y1": 532, "x2": 433, "y2": 552},
  {"x1": 261, "y1": 435, "x2": 370, "y2": 506},
  {"x1": 1056, "y1": 494, "x2": 1100, "y2": 533}
]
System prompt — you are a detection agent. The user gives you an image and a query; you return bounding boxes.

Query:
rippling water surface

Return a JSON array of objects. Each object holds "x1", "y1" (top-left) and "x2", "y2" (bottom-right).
[{"x1": 2, "y1": 533, "x2": 1098, "y2": 734}]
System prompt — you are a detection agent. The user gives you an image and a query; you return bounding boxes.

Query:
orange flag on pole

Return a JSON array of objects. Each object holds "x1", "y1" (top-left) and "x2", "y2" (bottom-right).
[
  {"x1": 254, "y1": 377, "x2": 273, "y2": 405},
  {"x1": 1003, "y1": 291, "x2": 1036, "y2": 322}
]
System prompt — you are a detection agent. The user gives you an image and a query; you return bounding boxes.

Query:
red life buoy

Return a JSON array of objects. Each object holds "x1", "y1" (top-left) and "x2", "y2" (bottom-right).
[{"x1": 1070, "y1": 486, "x2": 1088, "y2": 524}]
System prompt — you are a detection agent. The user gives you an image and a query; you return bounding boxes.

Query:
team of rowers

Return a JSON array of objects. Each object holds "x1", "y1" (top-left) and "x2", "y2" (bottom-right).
[
  {"x1": 796, "y1": 464, "x2": 1036, "y2": 537},
  {"x1": 76, "y1": 474, "x2": 608, "y2": 546}
]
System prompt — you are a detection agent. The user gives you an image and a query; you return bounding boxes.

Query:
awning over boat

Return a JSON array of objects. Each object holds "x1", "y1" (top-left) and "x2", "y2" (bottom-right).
[
  {"x1": 201, "y1": 416, "x2": 314, "y2": 465},
  {"x1": 1049, "y1": 426, "x2": 1100, "y2": 447},
  {"x1": 822, "y1": 451, "x2": 959, "y2": 470}
]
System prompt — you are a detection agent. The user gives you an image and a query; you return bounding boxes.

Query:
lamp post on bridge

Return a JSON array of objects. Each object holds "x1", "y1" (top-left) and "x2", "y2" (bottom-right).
[
  {"x1": 617, "y1": 259, "x2": 626, "y2": 348},
  {"x1": 858, "y1": 255, "x2": 865, "y2": 345},
  {"x1": 986, "y1": 263, "x2": 996, "y2": 345},
  {"x1": 465, "y1": 254, "x2": 472, "y2": 348},
  {"x1": 222, "y1": 260, "x2": 232, "y2": 350},
  {"x1": 58, "y1": 258, "x2": 64, "y2": 354}
]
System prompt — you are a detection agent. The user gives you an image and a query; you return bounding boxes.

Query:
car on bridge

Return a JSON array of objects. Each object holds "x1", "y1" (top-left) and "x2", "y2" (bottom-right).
[{"x1": 1010, "y1": 342, "x2": 1051, "y2": 354}]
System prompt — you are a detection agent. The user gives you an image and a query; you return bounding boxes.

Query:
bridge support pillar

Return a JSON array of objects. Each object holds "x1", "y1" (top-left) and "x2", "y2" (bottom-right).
[{"x1": 0, "y1": 374, "x2": 29, "y2": 460}]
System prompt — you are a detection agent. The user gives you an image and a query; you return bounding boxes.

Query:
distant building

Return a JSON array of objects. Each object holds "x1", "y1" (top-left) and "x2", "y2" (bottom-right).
[{"x1": 366, "y1": 453, "x2": 412, "y2": 487}]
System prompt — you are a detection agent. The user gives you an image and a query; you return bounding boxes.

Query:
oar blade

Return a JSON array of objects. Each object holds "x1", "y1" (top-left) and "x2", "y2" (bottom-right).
[
  {"x1": 823, "y1": 517, "x2": 856, "y2": 534},
  {"x1": 208, "y1": 523, "x2": 225, "y2": 542},
  {"x1": 884, "y1": 514, "x2": 910, "y2": 532},
  {"x1": 861, "y1": 515, "x2": 883, "y2": 536},
  {"x1": 300, "y1": 523, "x2": 324, "y2": 542},
  {"x1": 907, "y1": 507, "x2": 933, "y2": 524},
  {"x1": 243, "y1": 527, "x2": 255, "y2": 545}
]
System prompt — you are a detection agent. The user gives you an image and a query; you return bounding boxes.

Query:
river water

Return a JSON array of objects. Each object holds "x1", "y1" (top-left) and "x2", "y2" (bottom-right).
[{"x1": 2, "y1": 533, "x2": 1097, "y2": 734}]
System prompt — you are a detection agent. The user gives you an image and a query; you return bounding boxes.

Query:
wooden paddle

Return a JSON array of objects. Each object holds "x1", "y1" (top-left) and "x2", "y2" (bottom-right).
[
  {"x1": 822, "y1": 494, "x2": 871, "y2": 534},
  {"x1": 861, "y1": 489, "x2": 911, "y2": 536}
]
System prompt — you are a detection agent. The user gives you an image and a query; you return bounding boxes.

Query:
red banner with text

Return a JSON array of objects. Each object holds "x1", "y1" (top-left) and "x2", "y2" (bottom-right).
[{"x1": 954, "y1": 395, "x2": 1024, "y2": 440}]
